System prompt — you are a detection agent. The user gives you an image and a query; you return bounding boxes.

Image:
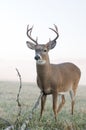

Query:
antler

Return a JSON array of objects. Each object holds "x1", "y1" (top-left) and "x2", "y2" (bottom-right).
[
  {"x1": 26, "y1": 25, "x2": 38, "y2": 45},
  {"x1": 49, "y1": 24, "x2": 59, "y2": 41}
]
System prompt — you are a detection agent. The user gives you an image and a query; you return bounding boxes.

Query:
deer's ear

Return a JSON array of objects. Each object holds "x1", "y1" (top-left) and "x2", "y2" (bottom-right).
[
  {"x1": 46, "y1": 40, "x2": 56, "y2": 50},
  {"x1": 26, "y1": 41, "x2": 35, "y2": 50}
]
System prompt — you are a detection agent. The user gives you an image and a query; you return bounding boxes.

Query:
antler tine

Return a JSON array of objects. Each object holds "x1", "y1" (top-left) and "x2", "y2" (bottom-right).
[
  {"x1": 27, "y1": 25, "x2": 32, "y2": 37},
  {"x1": 30, "y1": 25, "x2": 33, "y2": 36},
  {"x1": 49, "y1": 24, "x2": 59, "y2": 41},
  {"x1": 54, "y1": 24, "x2": 58, "y2": 32},
  {"x1": 26, "y1": 25, "x2": 38, "y2": 45}
]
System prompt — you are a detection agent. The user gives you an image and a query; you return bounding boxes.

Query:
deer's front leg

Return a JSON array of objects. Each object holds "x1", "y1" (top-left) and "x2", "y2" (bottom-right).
[
  {"x1": 52, "y1": 93, "x2": 58, "y2": 121},
  {"x1": 40, "y1": 94, "x2": 47, "y2": 120}
]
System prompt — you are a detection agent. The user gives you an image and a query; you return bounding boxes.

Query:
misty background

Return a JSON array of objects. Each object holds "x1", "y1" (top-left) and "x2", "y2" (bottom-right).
[{"x1": 0, "y1": 0, "x2": 86, "y2": 85}]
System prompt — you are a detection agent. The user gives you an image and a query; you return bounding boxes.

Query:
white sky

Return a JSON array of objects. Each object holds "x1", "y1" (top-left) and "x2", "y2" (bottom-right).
[{"x1": 0, "y1": 0, "x2": 86, "y2": 84}]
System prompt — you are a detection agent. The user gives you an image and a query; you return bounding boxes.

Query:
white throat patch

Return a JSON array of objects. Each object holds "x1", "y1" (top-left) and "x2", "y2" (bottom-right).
[{"x1": 36, "y1": 60, "x2": 46, "y2": 65}]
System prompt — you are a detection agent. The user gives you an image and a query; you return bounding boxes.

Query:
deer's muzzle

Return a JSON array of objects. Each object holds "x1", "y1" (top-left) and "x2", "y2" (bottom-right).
[{"x1": 34, "y1": 55, "x2": 41, "y2": 60}]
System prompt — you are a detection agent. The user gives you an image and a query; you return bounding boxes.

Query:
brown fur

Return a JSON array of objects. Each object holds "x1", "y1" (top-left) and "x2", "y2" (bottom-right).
[
  {"x1": 37, "y1": 62, "x2": 81, "y2": 95},
  {"x1": 36, "y1": 55, "x2": 81, "y2": 120}
]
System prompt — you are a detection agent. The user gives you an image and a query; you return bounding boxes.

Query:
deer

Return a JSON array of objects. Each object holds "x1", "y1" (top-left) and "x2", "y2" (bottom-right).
[{"x1": 26, "y1": 24, "x2": 81, "y2": 120}]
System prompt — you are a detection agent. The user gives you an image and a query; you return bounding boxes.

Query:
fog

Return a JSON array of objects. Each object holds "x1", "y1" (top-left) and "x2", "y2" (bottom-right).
[{"x1": 0, "y1": 58, "x2": 86, "y2": 85}]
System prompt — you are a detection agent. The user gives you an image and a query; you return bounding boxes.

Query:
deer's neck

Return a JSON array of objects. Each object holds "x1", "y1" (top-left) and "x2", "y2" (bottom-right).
[
  {"x1": 36, "y1": 56, "x2": 52, "y2": 94},
  {"x1": 36, "y1": 57, "x2": 51, "y2": 80}
]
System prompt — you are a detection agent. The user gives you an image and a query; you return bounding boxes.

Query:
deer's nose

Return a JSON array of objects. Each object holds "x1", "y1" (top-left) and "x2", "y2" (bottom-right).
[{"x1": 34, "y1": 55, "x2": 40, "y2": 60}]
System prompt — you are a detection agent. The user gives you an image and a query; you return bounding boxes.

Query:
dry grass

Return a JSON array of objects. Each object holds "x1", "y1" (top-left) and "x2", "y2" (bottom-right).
[{"x1": 0, "y1": 81, "x2": 86, "y2": 130}]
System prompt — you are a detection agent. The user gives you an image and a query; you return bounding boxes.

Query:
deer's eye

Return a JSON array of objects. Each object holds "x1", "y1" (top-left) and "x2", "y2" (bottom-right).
[{"x1": 43, "y1": 49, "x2": 47, "y2": 52}]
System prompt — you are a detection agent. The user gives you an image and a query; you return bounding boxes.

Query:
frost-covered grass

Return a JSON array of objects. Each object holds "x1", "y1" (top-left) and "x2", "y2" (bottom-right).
[{"x1": 0, "y1": 81, "x2": 86, "y2": 130}]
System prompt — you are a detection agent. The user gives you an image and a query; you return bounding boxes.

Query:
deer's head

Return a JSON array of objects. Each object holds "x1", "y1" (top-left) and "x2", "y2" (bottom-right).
[{"x1": 26, "y1": 25, "x2": 59, "y2": 65}]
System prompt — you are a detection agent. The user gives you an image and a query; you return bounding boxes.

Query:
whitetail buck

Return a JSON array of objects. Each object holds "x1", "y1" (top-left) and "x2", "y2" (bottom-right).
[{"x1": 26, "y1": 24, "x2": 81, "y2": 120}]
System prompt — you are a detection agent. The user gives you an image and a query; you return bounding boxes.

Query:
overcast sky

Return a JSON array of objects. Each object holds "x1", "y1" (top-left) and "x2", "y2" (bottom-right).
[{"x1": 0, "y1": 0, "x2": 86, "y2": 84}]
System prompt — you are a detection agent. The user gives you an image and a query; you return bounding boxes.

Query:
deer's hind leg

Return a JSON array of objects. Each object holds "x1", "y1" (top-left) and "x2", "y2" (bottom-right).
[
  {"x1": 70, "y1": 83, "x2": 78, "y2": 115},
  {"x1": 57, "y1": 95, "x2": 65, "y2": 114}
]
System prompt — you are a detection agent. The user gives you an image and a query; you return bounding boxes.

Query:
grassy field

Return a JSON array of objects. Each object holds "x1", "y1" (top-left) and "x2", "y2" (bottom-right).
[{"x1": 0, "y1": 81, "x2": 86, "y2": 130}]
